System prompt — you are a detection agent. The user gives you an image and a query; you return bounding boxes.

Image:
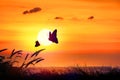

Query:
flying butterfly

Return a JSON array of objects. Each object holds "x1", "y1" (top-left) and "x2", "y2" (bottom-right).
[
  {"x1": 48, "y1": 29, "x2": 58, "y2": 44},
  {"x1": 35, "y1": 40, "x2": 40, "y2": 47}
]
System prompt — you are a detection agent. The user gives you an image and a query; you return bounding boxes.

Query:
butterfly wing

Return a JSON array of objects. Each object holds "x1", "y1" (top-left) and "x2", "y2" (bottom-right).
[
  {"x1": 52, "y1": 29, "x2": 57, "y2": 37},
  {"x1": 48, "y1": 31, "x2": 52, "y2": 41},
  {"x1": 53, "y1": 29, "x2": 58, "y2": 43},
  {"x1": 49, "y1": 29, "x2": 58, "y2": 43},
  {"x1": 35, "y1": 41, "x2": 40, "y2": 47}
]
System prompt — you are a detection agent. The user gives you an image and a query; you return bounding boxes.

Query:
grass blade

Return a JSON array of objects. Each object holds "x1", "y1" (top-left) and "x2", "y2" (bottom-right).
[
  {"x1": 0, "y1": 48, "x2": 7, "y2": 53},
  {"x1": 31, "y1": 49, "x2": 45, "y2": 58},
  {"x1": 35, "y1": 58, "x2": 44, "y2": 64},
  {"x1": 9, "y1": 49, "x2": 22, "y2": 58},
  {"x1": 24, "y1": 58, "x2": 43, "y2": 68},
  {"x1": 25, "y1": 53, "x2": 29, "y2": 60}
]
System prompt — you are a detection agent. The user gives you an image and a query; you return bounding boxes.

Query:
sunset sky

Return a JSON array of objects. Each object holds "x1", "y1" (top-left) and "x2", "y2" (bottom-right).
[{"x1": 0, "y1": 0, "x2": 120, "y2": 67}]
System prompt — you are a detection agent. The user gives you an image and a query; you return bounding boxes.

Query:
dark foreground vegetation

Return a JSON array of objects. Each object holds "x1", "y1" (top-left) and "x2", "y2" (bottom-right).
[
  {"x1": 0, "y1": 48, "x2": 120, "y2": 80},
  {"x1": 1, "y1": 66, "x2": 120, "y2": 80}
]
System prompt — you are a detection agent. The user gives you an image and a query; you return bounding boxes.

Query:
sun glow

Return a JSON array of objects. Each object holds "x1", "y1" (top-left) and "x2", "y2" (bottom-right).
[{"x1": 37, "y1": 29, "x2": 52, "y2": 46}]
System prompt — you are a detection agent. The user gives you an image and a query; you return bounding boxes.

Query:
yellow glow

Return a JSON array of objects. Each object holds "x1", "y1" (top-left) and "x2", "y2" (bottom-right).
[{"x1": 37, "y1": 29, "x2": 52, "y2": 46}]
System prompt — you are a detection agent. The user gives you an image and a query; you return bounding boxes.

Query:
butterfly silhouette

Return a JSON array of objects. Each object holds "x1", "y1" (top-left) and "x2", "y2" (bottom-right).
[
  {"x1": 35, "y1": 40, "x2": 40, "y2": 47},
  {"x1": 49, "y1": 29, "x2": 58, "y2": 44}
]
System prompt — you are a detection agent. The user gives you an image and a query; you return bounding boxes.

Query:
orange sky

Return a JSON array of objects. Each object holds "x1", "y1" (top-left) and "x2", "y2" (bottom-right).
[{"x1": 0, "y1": 0, "x2": 120, "y2": 67}]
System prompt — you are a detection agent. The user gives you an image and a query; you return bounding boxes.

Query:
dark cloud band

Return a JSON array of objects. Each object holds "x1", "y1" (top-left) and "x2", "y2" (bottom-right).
[{"x1": 23, "y1": 7, "x2": 42, "y2": 14}]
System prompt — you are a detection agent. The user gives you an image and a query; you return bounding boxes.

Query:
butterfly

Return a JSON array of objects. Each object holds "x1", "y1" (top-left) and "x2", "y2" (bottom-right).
[
  {"x1": 48, "y1": 29, "x2": 58, "y2": 44},
  {"x1": 35, "y1": 40, "x2": 40, "y2": 47}
]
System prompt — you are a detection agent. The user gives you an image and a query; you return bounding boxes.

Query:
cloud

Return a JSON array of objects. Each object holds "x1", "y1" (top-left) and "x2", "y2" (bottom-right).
[
  {"x1": 23, "y1": 10, "x2": 29, "y2": 14},
  {"x1": 23, "y1": 7, "x2": 42, "y2": 14},
  {"x1": 54, "y1": 17, "x2": 64, "y2": 20},
  {"x1": 88, "y1": 16, "x2": 94, "y2": 20}
]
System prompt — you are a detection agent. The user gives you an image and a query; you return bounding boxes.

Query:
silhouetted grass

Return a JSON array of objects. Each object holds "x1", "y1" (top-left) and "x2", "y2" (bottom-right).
[
  {"x1": 0, "y1": 48, "x2": 120, "y2": 80},
  {"x1": 0, "y1": 48, "x2": 45, "y2": 80},
  {"x1": 18, "y1": 67, "x2": 120, "y2": 80}
]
